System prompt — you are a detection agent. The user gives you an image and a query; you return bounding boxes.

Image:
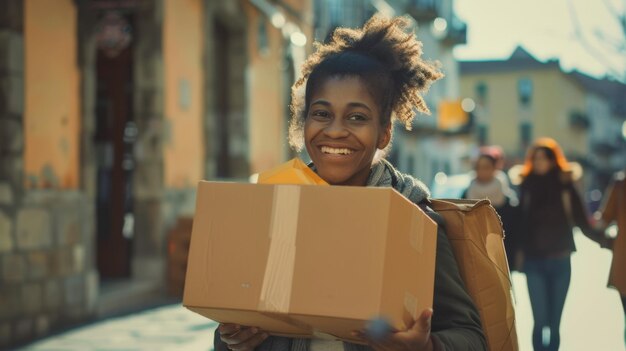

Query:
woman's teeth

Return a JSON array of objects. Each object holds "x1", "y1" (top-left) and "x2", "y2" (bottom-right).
[{"x1": 321, "y1": 146, "x2": 354, "y2": 155}]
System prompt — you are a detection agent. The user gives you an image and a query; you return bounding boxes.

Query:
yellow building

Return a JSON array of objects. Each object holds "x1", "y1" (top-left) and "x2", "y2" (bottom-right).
[
  {"x1": 0, "y1": 0, "x2": 312, "y2": 347},
  {"x1": 459, "y1": 46, "x2": 592, "y2": 164}
]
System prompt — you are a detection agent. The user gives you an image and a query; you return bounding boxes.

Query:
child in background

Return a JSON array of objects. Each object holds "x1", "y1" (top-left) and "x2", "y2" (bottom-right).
[{"x1": 463, "y1": 146, "x2": 520, "y2": 271}]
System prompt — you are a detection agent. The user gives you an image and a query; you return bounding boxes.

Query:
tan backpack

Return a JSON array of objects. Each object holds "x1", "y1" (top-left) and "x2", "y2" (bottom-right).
[{"x1": 429, "y1": 199, "x2": 519, "y2": 351}]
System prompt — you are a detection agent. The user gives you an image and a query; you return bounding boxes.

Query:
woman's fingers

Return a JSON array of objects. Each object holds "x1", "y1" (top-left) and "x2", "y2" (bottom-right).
[
  {"x1": 218, "y1": 323, "x2": 241, "y2": 336},
  {"x1": 220, "y1": 326, "x2": 260, "y2": 345},
  {"x1": 412, "y1": 308, "x2": 433, "y2": 334},
  {"x1": 228, "y1": 331, "x2": 269, "y2": 351}
]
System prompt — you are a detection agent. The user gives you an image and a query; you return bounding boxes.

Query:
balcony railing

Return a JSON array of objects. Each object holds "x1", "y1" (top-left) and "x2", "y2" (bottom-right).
[
  {"x1": 442, "y1": 16, "x2": 467, "y2": 46},
  {"x1": 406, "y1": 0, "x2": 440, "y2": 21}
]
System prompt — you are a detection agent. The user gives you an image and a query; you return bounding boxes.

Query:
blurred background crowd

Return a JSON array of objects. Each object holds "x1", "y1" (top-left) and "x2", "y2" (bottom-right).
[{"x1": 0, "y1": 0, "x2": 624, "y2": 349}]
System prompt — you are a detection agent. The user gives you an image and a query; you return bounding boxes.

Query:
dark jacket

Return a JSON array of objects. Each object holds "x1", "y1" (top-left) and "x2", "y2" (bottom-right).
[
  {"x1": 519, "y1": 170, "x2": 600, "y2": 258},
  {"x1": 214, "y1": 207, "x2": 487, "y2": 351}
]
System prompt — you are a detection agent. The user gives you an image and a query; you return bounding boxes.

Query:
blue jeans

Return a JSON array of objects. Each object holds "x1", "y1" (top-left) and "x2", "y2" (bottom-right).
[{"x1": 524, "y1": 256, "x2": 571, "y2": 351}]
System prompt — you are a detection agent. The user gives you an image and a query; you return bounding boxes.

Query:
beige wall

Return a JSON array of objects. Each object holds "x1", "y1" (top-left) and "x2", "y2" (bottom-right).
[
  {"x1": 163, "y1": 0, "x2": 205, "y2": 188},
  {"x1": 244, "y1": 0, "x2": 313, "y2": 174},
  {"x1": 460, "y1": 68, "x2": 588, "y2": 159},
  {"x1": 24, "y1": 0, "x2": 80, "y2": 189},
  {"x1": 246, "y1": 2, "x2": 285, "y2": 174}
]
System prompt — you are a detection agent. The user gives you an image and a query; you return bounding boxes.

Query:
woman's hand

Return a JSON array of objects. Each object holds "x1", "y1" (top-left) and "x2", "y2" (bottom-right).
[
  {"x1": 218, "y1": 323, "x2": 269, "y2": 351},
  {"x1": 354, "y1": 309, "x2": 434, "y2": 351}
]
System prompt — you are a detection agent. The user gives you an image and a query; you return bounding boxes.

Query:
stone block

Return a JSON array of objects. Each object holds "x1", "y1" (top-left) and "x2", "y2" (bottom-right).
[
  {"x1": 14, "y1": 318, "x2": 33, "y2": 342},
  {"x1": 56, "y1": 211, "x2": 80, "y2": 246},
  {"x1": 35, "y1": 315, "x2": 49, "y2": 336},
  {"x1": 0, "y1": 118, "x2": 23, "y2": 154},
  {"x1": 85, "y1": 270, "x2": 99, "y2": 313},
  {"x1": 133, "y1": 165, "x2": 164, "y2": 198},
  {"x1": 0, "y1": 323, "x2": 10, "y2": 349},
  {"x1": 64, "y1": 274, "x2": 85, "y2": 308},
  {"x1": 0, "y1": 211, "x2": 13, "y2": 252},
  {"x1": 44, "y1": 279, "x2": 63, "y2": 311},
  {"x1": 0, "y1": 155, "x2": 23, "y2": 190},
  {"x1": 0, "y1": 1, "x2": 23, "y2": 31},
  {"x1": 27, "y1": 251, "x2": 49, "y2": 279},
  {"x1": 2, "y1": 253, "x2": 25, "y2": 283},
  {"x1": 21, "y1": 283, "x2": 43, "y2": 315},
  {"x1": 72, "y1": 245, "x2": 85, "y2": 273},
  {"x1": 16, "y1": 208, "x2": 52, "y2": 250},
  {"x1": 64, "y1": 306, "x2": 85, "y2": 321},
  {"x1": 0, "y1": 75, "x2": 24, "y2": 116},
  {"x1": 0, "y1": 286, "x2": 20, "y2": 319},
  {"x1": 133, "y1": 199, "x2": 163, "y2": 256},
  {"x1": 132, "y1": 256, "x2": 165, "y2": 280},
  {"x1": 0, "y1": 183, "x2": 13, "y2": 205},
  {"x1": 0, "y1": 31, "x2": 23, "y2": 73},
  {"x1": 50, "y1": 249, "x2": 73, "y2": 277}
]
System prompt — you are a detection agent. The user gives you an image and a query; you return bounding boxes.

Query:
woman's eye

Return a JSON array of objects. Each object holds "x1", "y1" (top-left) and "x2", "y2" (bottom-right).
[
  {"x1": 348, "y1": 114, "x2": 367, "y2": 121},
  {"x1": 311, "y1": 110, "x2": 330, "y2": 118}
]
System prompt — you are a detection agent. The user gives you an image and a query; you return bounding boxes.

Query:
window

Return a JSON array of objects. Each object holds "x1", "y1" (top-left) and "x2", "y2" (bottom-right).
[
  {"x1": 517, "y1": 78, "x2": 533, "y2": 107},
  {"x1": 520, "y1": 122, "x2": 533, "y2": 147},
  {"x1": 475, "y1": 82, "x2": 487, "y2": 103},
  {"x1": 477, "y1": 123, "x2": 488, "y2": 146}
]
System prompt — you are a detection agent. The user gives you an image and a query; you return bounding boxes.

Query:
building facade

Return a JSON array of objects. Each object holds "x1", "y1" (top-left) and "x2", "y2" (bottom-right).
[
  {"x1": 0, "y1": 0, "x2": 312, "y2": 347},
  {"x1": 391, "y1": 0, "x2": 470, "y2": 185},
  {"x1": 460, "y1": 46, "x2": 626, "y2": 189}
]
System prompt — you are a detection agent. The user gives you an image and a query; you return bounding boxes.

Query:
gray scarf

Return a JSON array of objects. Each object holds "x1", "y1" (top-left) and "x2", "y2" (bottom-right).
[
  {"x1": 307, "y1": 158, "x2": 430, "y2": 204},
  {"x1": 366, "y1": 158, "x2": 430, "y2": 204},
  {"x1": 288, "y1": 160, "x2": 430, "y2": 351}
]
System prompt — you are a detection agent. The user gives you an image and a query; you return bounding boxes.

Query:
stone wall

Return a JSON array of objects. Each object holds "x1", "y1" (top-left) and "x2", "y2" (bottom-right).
[
  {"x1": 0, "y1": 0, "x2": 23, "y2": 196},
  {"x1": 132, "y1": 0, "x2": 167, "y2": 280},
  {"x1": 0, "y1": 191, "x2": 98, "y2": 347},
  {"x1": 0, "y1": 1, "x2": 97, "y2": 347}
]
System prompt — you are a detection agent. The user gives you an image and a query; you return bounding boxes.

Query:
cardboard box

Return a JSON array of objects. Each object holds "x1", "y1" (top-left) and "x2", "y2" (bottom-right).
[{"x1": 183, "y1": 181, "x2": 437, "y2": 342}]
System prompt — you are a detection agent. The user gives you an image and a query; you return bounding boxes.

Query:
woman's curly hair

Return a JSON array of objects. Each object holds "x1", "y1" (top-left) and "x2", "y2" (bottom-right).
[{"x1": 288, "y1": 15, "x2": 444, "y2": 151}]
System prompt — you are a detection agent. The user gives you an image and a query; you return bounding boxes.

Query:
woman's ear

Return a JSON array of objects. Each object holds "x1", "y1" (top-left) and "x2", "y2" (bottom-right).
[{"x1": 378, "y1": 123, "x2": 392, "y2": 149}]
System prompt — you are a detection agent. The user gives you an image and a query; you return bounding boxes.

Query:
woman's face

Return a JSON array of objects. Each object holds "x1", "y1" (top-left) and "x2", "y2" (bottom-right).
[
  {"x1": 304, "y1": 76, "x2": 391, "y2": 186},
  {"x1": 475, "y1": 157, "x2": 496, "y2": 183},
  {"x1": 532, "y1": 148, "x2": 555, "y2": 175}
]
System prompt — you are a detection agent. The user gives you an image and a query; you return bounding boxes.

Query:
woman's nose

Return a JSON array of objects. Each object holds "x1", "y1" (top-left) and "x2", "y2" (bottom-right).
[{"x1": 323, "y1": 118, "x2": 349, "y2": 138}]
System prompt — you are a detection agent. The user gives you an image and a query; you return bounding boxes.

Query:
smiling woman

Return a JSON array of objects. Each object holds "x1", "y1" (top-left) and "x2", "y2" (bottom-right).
[{"x1": 213, "y1": 15, "x2": 488, "y2": 351}]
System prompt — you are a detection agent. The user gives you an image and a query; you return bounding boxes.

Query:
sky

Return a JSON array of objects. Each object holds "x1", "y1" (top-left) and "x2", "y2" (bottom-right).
[{"x1": 453, "y1": 0, "x2": 626, "y2": 81}]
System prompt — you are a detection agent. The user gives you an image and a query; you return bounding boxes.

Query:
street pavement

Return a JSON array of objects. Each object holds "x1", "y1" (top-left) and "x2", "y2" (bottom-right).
[
  {"x1": 21, "y1": 305, "x2": 217, "y2": 351},
  {"x1": 513, "y1": 229, "x2": 625, "y2": 351},
  {"x1": 21, "y1": 230, "x2": 626, "y2": 351}
]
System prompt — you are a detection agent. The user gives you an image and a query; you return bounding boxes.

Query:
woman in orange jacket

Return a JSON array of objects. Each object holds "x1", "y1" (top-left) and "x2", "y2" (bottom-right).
[{"x1": 518, "y1": 138, "x2": 603, "y2": 351}]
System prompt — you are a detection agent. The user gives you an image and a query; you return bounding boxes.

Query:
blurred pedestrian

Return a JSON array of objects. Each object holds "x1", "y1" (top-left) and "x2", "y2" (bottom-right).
[
  {"x1": 595, "y1": 170, "x2": 626, "y2": 343},
  {"x1": 463, "y1": 146, "x2": 520, "y2": 271},
  {"x1": 518, "y1": 137, "x2": 604, "y2": 351},
  {"x1": 213, "y1": 15, "x2": 487, "y2": 351}
]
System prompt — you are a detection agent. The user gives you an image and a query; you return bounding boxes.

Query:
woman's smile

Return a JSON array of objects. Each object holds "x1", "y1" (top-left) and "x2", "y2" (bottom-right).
[{"x1": 319, "y1": 146, "x2": 355, "y2": 155}]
